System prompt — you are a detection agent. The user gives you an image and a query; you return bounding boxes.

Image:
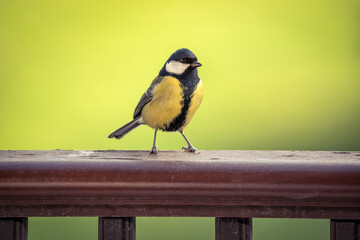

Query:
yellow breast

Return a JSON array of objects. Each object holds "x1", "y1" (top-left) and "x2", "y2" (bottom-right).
[
  {"x1": 181, "y1": 80, "x2": 204, "y2": 131},
  {"x1": 141, "y1": 76, "x2": 183, "y2": 129}
]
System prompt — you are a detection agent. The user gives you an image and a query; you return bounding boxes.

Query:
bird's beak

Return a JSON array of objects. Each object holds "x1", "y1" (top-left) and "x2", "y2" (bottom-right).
[{"x1": 191, "y1": 61, "x2": 202, "y2": 68}]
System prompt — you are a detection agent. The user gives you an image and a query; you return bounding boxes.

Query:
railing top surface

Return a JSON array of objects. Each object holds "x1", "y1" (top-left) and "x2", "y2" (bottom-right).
[
  {"x1": 1, "y1": 149, "x2": 359, "y2": 162},
  {"x1": 0, "y1": 150, "x2": 360, "y2": 219}
]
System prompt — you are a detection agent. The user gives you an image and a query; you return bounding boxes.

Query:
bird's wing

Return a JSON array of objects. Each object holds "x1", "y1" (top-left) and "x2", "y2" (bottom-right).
[{"x1": 133, "y1": 75, "x2": 165, "y2": 119}]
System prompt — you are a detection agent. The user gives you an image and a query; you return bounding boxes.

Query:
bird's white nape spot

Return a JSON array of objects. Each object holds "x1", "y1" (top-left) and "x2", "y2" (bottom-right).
[{"x1": 165, "y1": 60, "x2": 190, "y2": 75}]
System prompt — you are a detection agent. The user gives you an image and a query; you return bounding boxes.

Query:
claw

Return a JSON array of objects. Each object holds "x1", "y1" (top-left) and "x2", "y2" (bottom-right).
[
  {"x1": 150, "y1": 145, "x2": 158, "y2": 154},
  {"x1": 179, "y1": 130, "x2": 199, "y2": 154},
  {"x1": 182, "y1": 146, "x2": 200, "y2": 154}
]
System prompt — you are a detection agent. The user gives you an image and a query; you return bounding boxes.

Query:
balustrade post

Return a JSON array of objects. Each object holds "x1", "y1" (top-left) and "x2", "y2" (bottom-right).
[
  {"x1": 0, "y1": 217, "x2": 28, "y2": 240},
  {"x1": 330, "y1": 220, "x2": 360, "y2": 240},
  {"x1": 99, "y1": 217, "x2": 136, "y2": 240},
  {"x1": 215, "y1": 217, "x2": 252, "y2": 240}
]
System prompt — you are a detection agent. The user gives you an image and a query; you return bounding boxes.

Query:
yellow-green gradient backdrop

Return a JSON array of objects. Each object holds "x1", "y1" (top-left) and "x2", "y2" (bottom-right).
[{"x1": 1, "y1": 0, "x2": 359, "y2": 239}]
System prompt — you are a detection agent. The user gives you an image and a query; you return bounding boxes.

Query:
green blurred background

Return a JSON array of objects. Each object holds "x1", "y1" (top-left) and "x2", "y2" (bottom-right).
[{"x1": 1, "y1": 0, "x2": 359, "y2": 239}]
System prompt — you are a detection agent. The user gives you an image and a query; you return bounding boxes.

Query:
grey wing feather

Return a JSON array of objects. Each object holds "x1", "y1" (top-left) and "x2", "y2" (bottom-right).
[{"x1": 133, "y1": 75, "x2": 165, "y2": 119}]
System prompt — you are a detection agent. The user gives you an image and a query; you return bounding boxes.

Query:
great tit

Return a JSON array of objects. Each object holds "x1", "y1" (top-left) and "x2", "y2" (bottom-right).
[{"x1": 108, "y1": 48, "x2": 203, "y2": 154}]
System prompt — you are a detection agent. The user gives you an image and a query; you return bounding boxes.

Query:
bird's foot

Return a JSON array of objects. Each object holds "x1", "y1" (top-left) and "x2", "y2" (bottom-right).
[
  {"x1": 182, "y1": 146, "x2": 200, "y2": 154},
  {"x1": 150, "y1": 145, "x2": 158, "y2": 154}
]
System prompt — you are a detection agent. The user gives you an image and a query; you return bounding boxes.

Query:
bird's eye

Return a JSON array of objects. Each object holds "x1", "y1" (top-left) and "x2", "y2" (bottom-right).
[{"x1": 180, "y1": 58, "x2": 186, "y2": 63}]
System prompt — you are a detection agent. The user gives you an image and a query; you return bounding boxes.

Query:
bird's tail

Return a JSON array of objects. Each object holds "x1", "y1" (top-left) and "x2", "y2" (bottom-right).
[{"x1": 108, "y1": 117, "x2": 144, "y2": 139}]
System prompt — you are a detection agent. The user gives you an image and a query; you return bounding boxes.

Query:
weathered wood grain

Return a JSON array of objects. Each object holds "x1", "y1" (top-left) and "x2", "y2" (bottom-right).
[{"x1": 0, "y1": 150, "x2": 359, "y2": 218}]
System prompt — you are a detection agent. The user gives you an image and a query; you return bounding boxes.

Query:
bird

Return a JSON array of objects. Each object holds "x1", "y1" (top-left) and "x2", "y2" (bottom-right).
[{"x1": 108, "y1": 48, "x2": 203, "y2": 154}]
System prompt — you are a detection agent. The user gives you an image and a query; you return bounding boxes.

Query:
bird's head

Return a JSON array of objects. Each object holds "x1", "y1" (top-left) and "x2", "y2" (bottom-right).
[{"x1": 162, "y1": 48, "x2": 202, "y2": 76}]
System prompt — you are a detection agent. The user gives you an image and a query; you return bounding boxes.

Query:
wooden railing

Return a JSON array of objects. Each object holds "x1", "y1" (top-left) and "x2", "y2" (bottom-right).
[{"x1": 0, "y1": 150, "x2": 359, "y2": 240}]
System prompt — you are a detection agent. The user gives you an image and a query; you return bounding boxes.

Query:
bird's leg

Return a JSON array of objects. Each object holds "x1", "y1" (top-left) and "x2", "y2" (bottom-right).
[
  {"x1": 150, "y1": 129, "x2": 158, "y2": 154},
  {"x1": 179, "y1": 130, "x2": 198, "y2": 153}
]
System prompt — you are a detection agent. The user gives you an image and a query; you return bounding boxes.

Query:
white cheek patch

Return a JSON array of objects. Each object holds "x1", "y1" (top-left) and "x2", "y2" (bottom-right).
[{"x1": 165, "y1": 60, "x2": 190, "y2": 75}]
